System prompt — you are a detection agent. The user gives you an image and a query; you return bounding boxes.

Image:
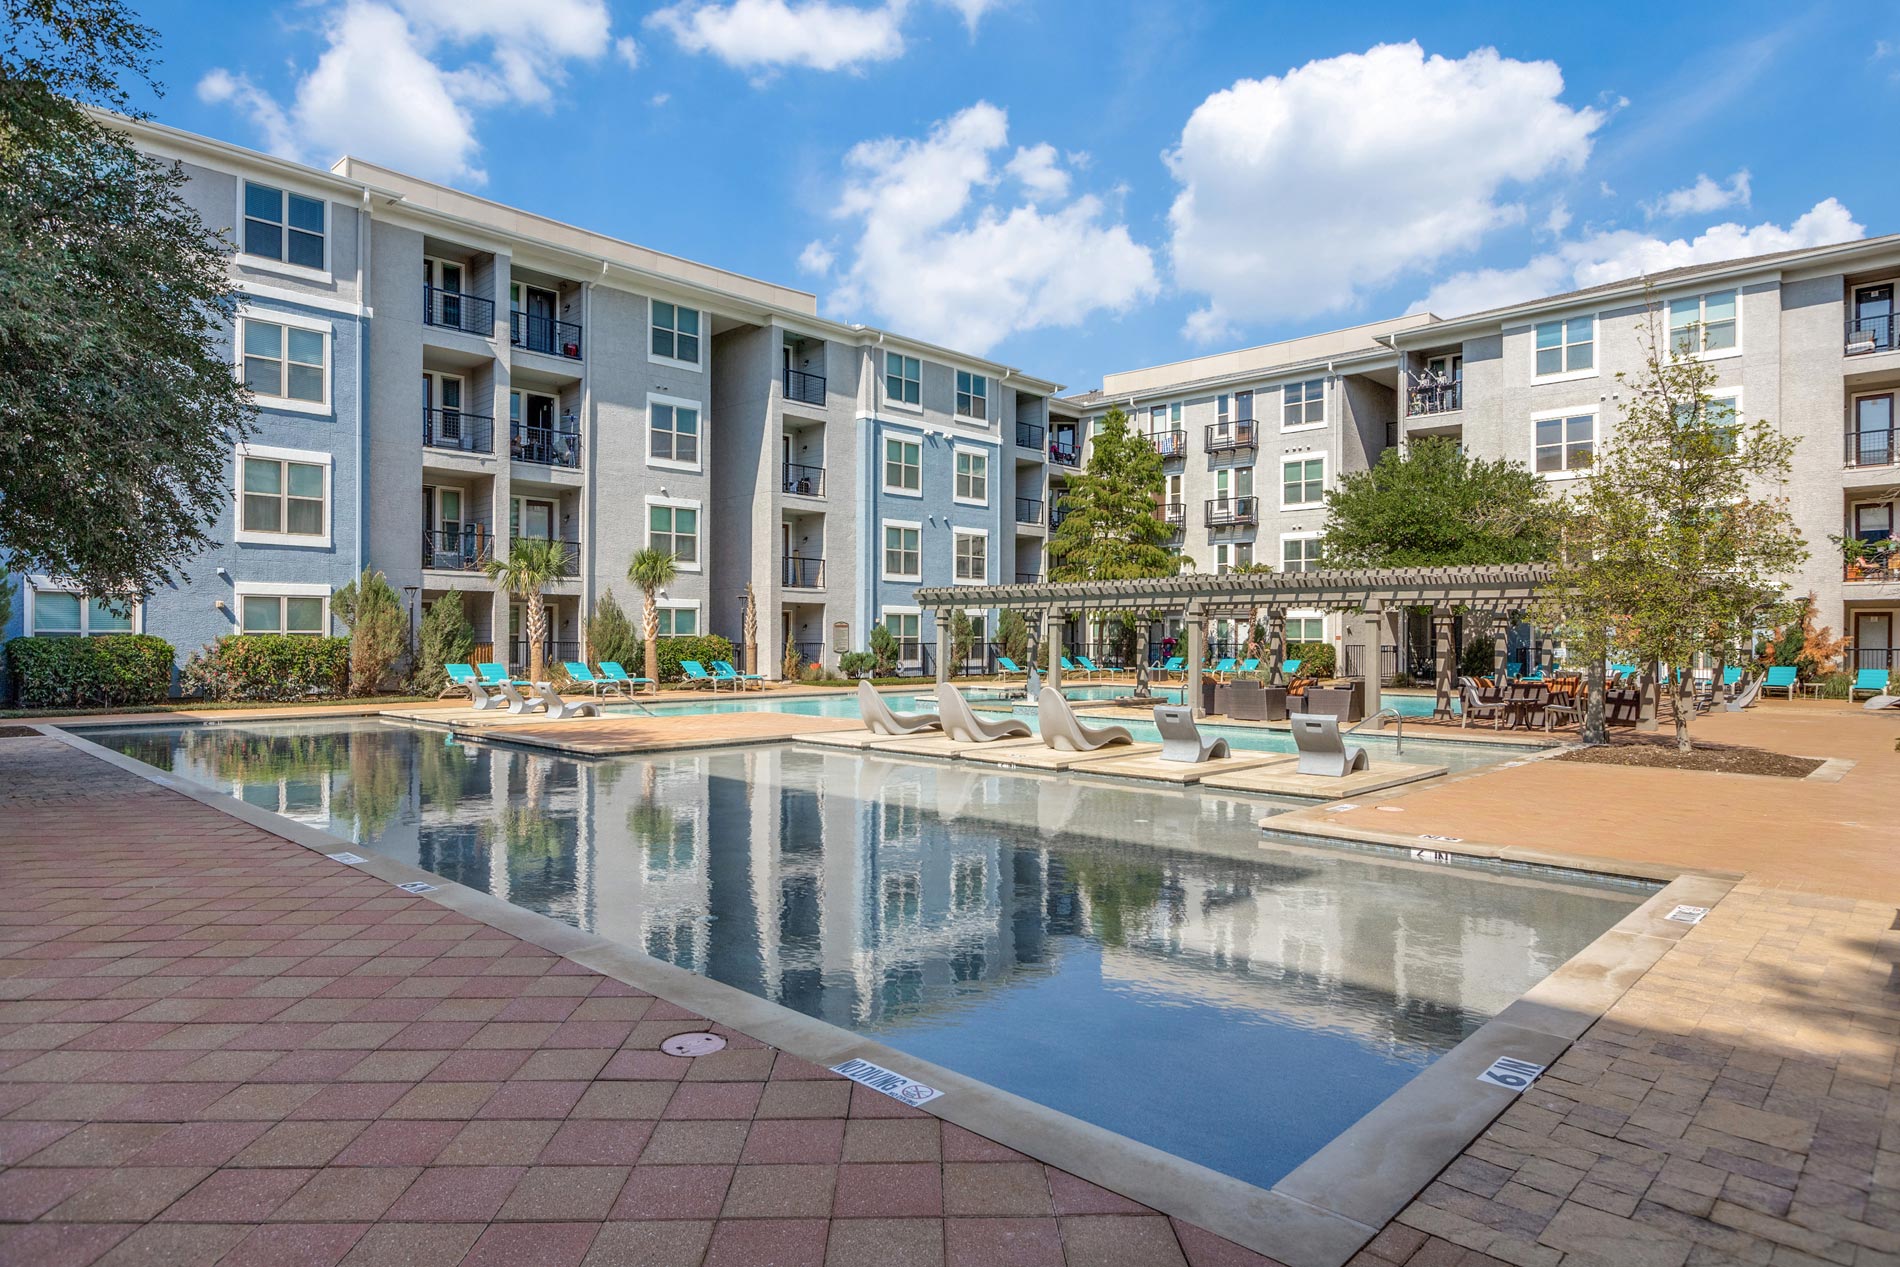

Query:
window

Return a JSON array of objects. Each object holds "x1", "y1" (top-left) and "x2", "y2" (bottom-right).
[
  {"x1": 1281, "y1": 536, "x2": 1322, "y2": 573},
  {"x1": 648, "y1": 503, "x2": 699, "y2": 565},
  {"x1": 239, "y1": 593, "x2": 326, "y2": 636},
  {"x1": 650, "y1": 302, "x2": 701, "y2": 365},
  {"x1": 1282, "y1": 457, "x2": 1324, "y2": 508},
  {"x1": 242, "y1": 182, "x2": 325, "y2": 270},
  {"x1": 657, "y1": 606, "x2": 698, "y2": 636},
  {"x1": 883, "y1": 437, "x2": 921, "y2": 493},
  {"x1": 1287, "y1": 614, "x2": 1324, "y2": 642},
  {"x1": 1534, "y1": 413, "x2": 1595, "y2": 474},
  {"x1": 1282, "y1": 379, "x2": 1324, "y2": 429},
  {"x1": 885, "y1": 353, "x2": 921, "y2": 407},
  {"x1": 1234, "y1": 389, "x2": 1254, "y2": 422},
  {"x1": 954, "y1": 532, "x2": 987, "y2": 582},
  {"x1": 648, "y1": 398, "x2": 700, "y2": 467},
  {"x1": 242, "y1": 318, "x2": 327, "y2": 406},
  {"x1": 1149, "y1": 405, "x2": 1167, "y2": 434},
  {"x1": 28, "y1": 588, "x2": 136, "y2": 637},
  {"x1": 1669, "y1": 290, "x2": 1738, "y2": 355},
  {"x1": 883, "y1": 612, "x2": 921, "y2": 660},
  {"x1": 883, "y1": 524, "x2": 921, "y2": 579},
  {"x1": 954, "y1": 449, "x2": 988, "y2": 503},
  {"x1": 239, "y1": 453, "x2": 328, "y2": 539},
  {"x1": 956, "y1": 370, "x2": 988, "y2": 420},
  {"x1": 1678, "y1": 393, "x2": 1742, "y2": 452},
  {"x1": 1534, "y1": 316, "x2": 1594, "y2": 376}
]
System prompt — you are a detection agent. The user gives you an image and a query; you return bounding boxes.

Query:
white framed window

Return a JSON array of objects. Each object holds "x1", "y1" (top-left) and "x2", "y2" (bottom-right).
[
  {"x1": 953, "y1": 448, "x2": 989, "y2": 504},
  {"x1": 956, "y1": 370, "x2": 988, "y2": 421},
  {"x1": 1677, "y1": 390, "x2": 1743, "y2": 452},
  {"x1": 234, "y1": 581, "x2": 330, "y2": 637},
  {"x1": 1286, "y1": 612, "x2": 1325, "y2": 642},
  {"x1": 1534, "y1": 316, "x2": 1594, "y2": 378},
  {"x1": 1282, "y1": 379, "x2": 1325, "y2": 430},
  {"x1": 657, "y1": 603, "x2": 699, "y2": 637},
  {"x1": 885, "y1": 353, "x2": 921, "y2": 409},
  {"x1": 649, "y1": 301, "x2": 702, "y2": 368},
  {"x1": 1668, "y1": 289, "x2": 1739, "y2": 357},
  {"x1": 882, "y1": 609, "x2": 922, "y2": 665},
  {"x1": 241, "y1": 181, "x2": 326, "y2": 274},
  {"x1": 883, "y1": 521, "x2": 922, "y2": 581},
  {"x1": 1280, "y1": 533, "x2": 1322, "y2": 573},
  {"x1": 954, "y1": 530, "x2": 988, "y2": 583},
  {"x1": 1234, "y1": 389, "x2": 1255, "y2": 422},
  {"x1": 235, "y1": 444, "x2": 332, "y2": 546},
  {"x1": 1533, "y1": 410, "x2": 1595, "y2": 476},
  {"x1": 883, "y1": 436, "x2": 921, "y2": 495},
  {"x1": 646, "y1": 498, "x2": 701, "y2": 569},
  {"x1": 23, "y1": 581, "x2": 139, "y2": 638},
  {"x1": 1281, "y1": 455, "x2": 1325, "y2": 509},
  {"x1": 647, "y1": 394, "x2": 702, "y2": 470},
  {"x1": 238, "y1": 310, "x2": 330, "y2": 413}
]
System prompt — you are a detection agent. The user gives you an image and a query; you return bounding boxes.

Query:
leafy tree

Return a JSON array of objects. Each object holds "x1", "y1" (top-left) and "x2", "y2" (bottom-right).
[
  {"x1": 996, "y1": 609, "x2": 1029, "y2": 662},
  {"x1": 1545, "y1": 317, "x2": 1806, "y2": 752},
  {"x1": 413, "y1": 591, "x2": 476, "y2": 695},
  {"x1": 1758, "y1": 594, "x2": 1848, "y2": 680},
  {"x1": 868, "y1": 624, "x2": 899, "y2": 677},
  {"x1": 1323, "y1": 438, "x2": 1557, "y2": 567},
  {"x1": 331, "y1": 567, "x2": 407, "y2": 695},
  {"x1": 626, "y1": 548, "x2": 679, "y2": 688},
  {"x1": 948, "y1": 608, "x2": 977, "y2": 675},
  {"x1": 485, "y1": 539, "x2": 569, "y2": 682},
  {"x1": 585, "y1": 589, "x2": 639, "y2": 670},
  {"x1": 3, "y1": 0, "x2": 254, "y2": 598},
  {"x1": 1048, "y1": 408, "x2": 1177, "y2": 581},
  {"x1": 0, "y1": 573, "x2": 12, "y2": 632}
]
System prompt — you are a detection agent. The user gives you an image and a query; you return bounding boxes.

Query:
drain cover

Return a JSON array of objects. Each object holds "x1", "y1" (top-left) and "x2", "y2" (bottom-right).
[{"x1": 661, "y1": 1032, "x2": 727, "y2": 1057}]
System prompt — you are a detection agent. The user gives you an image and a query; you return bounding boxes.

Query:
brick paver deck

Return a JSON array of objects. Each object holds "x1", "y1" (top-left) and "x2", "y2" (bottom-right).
[{"x1": 0, "y1": 734, "x2": 1276, "y2": 1267}]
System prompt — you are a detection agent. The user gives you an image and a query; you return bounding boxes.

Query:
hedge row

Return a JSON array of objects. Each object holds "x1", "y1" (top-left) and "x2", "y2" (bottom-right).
[
  {"x1": 652, "y1": 634, "x2": 737, "y2": 684},
  {"x1": 5, "y1": 635, "x2": 176, "y2": 708},
  {"x1": 182, "y1": 635, "x2": 351, "y2": 702}
]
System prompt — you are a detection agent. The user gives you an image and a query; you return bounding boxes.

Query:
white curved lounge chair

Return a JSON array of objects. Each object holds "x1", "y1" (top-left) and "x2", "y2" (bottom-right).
[
  {"x1": 859, "y1": 681, "x2": 941, "y2": 736},
  {"x1": 1865, "y1": 693, "x2": 1899, "y2": 712},
  {"x1": 1726, "y1": 674, "x2": 1762, "y2": 712},
  {"x1": 1038, "y1": 687, "x2": 1133, "y2": 752},
  {"x1": 531, "y1": 681, "x2": 601, "y2": 721},
  {"x1": 1153, "y1": 706, "x2": 1228, "y2": 763},
  {"x1": 1290, "y1": 714, "x2": 1369, "y2": 778},
  {"x1": 936, "y1": 683, "x2": 1031, "y2": 743}
]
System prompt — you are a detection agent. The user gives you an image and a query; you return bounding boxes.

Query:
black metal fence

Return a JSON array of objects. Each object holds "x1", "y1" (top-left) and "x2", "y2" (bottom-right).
[
  {"x1": 513, "y1": 640, "x2": 581, "y2": 672},
  {"x1": 1407, "y1": 380, "x2": 1463, "y2": 416},
  {"x1": 510, "y1": 311, "x2": 583, "y2": 359},
  {"x1": 1014, "y1": 497, "x2": 1043, "y2": 525},
  {"x1": 1049, "y1": 440, "x2": 1080, "y2": 467},
  {"x1": 1148, "y1": 430, "x2": 1187, "y2": 459},
  {"x1": 1017, "y1": 421, "x2": 1045, "y2": 451},
  {"x1": 423, "y1": 286, "x2": 494, "y2": 336},
  {"x1": 424, "y1": 407, "x2": 494, "y2": 454}
]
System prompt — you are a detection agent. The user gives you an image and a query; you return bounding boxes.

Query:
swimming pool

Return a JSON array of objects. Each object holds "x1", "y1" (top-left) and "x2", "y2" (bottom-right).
[{"x1": 92, "y1": 719, "x2": 1649, "y2": 1192}]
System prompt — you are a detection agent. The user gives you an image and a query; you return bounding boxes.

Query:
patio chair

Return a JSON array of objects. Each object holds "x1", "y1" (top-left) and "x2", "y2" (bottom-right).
[
  {"x1": 1236, "y1": 657, "x2": 1262, "y2": 678},
  {"x1": 859, "y1": 681, "x2": 941, "y2": 736},
  {"x1": 1543, "y1": 693, "x2": 1584, "y2": 732},
  {"x1": 1075, "y1": 655, "x2": 1110, "y2": 678},
  {"x1": 597, "y1": 662, "x2": 653, "y2": 696},
  {"x1": 712, "y1": 661, "x2": 765, "y2": 691},
  {"x1": 1226, "y1": 679, "x2": 1272, "y2": 721},
  {"x1": 1864, "y1": 692, "x2": 1900, "y2": 711},
  {"x1": 1211, "y1": 657, "x2": 1238, "y2": 681},
  {"x1": 1037, "y1": 687, "x2": 1133, "y2": 752},
  {"x1": 995, "y1": 656, "x2": 1027, "y2": 677},
  {"x1": 1762, "y1": 666, "x2": 1799, "y2": 699},
  {"x1": 530, "y1": 681, "x2": 601, "y2": 721},
  {"x1": 1849, "y1": 668, "x2": 1889, "y2": 701},
  {"x1": 1458, "y1": 677, "x2": 1508, "y2": 730},
  {"x1": 679, "y1": 660, "x2": 722, "y2": 691},
  {"x1": 443, "y1": 663, "x2": 479, "y2": 699},
  {"x1": 1289, "y1": 714, "x2": 1369, "y2": 778},
  {"x1": 1280, "y1": 658, "x2": 1303, "y2": 679},
  {"x1": 493, "y1": 679, "x2": 542, "y2": 715},
  {"x1": 1059, "y1": 655, "x2": 1092, "y2": 680},
  {"x1": 563, "y1": 662, "x2": 617, "y2": 697},
  {"x1": 1153, "y1": 706, "x2": 1228, "y2": 763},
  {"x1": 448, "y1": 665, "x2": 507, "y2": 711},
  {"x1": 936, "y1": 683, "x2": 1031, "y2": 743},
  {"x1": 477, "y1": 662, "x2": 511, "y2": 686}
]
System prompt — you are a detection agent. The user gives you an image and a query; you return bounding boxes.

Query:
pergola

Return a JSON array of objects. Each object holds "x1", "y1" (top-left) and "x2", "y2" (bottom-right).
[{"x1": 914, "y1": 564, "x2": 1558, "y2": 720}]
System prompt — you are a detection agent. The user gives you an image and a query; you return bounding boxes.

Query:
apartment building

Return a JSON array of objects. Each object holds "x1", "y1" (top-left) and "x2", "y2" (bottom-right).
[{"x1": 2, "y1": 120, "x2": 1061, "y2": 680}]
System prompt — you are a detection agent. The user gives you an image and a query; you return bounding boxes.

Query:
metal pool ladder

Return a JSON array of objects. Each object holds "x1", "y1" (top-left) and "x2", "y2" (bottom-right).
[{"x1": 1347, "y1": 708, "x2": 1404, "y2": 755}]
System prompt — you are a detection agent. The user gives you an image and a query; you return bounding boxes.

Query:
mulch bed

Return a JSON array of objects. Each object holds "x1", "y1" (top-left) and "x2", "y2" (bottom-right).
[
  {"x1": 1558, "y1": 732, "x2": 1823, "y2": 778},
  {"x1": 0, "y1": 726, "x2": 44, "y2": 738}
]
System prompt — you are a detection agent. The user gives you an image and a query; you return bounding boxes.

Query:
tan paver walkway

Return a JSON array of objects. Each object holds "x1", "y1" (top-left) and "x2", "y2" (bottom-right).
[{"x1": 0, "y1": 735, "x2": 1273, "y2": 1267}]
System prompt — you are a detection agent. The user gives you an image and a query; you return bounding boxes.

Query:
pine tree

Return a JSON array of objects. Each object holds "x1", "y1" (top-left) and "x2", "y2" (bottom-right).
[
  {"x1": 1047, "y1": 408, "x2": 1177, "y2": 582},
  {"x1": 331, "y1": 568, "x2": 407, "y2": 695},
  {"x1": 585, "y1": 590, "x2": 640, "y2": 670},
  {"x1": 412, "y1": 591, "x2": 476, "y2": 695}
]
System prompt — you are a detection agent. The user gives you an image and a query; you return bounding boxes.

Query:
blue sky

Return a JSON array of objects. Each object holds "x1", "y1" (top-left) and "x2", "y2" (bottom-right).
[{"x1": 129, "y1": 0, "x2": 1900, "y2": 390}]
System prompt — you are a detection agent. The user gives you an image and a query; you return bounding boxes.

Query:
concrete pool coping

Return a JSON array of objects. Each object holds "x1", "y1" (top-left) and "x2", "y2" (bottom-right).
[{"x1": 42, "y1": 719, "x2": 1733, "y2": 1267}]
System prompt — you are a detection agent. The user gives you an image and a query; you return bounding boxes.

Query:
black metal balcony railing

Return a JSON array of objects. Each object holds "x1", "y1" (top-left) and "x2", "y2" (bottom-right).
[
  {"x1": 1407, "y1": 381, "x2": 1463, "y2": 417},
  {"x1": 423, "y1": 286, "x2": 494, "y2": 337},
  {"x1": 1049, "y1": 439, "x2": 1080, "y2": 467},
  {"x1": 1846, "y1": 314, "x2": 1896, "y2": 353},
  {"x1": 511, "y1": 422, "x2": 581, "y2": 469},
  {"x1": 1205, "y1": 496, "x2": 1258, "y2": 526},
  {"x1": 1049, "y1": 505, "x2": 1070, "y2": 530},
  {"x1": 423, "y1": 407, "x2": 495, "y2": 455},
  {"x1": 1148, "y1": 430, "x2": 1187, "y2": 459},
  {"x1": 1160, "y1": 501, "x2": 1185, "y2": 526},
  {"x1": 1847, "y1": 428, "x2": 1895, "y2": 468},
  {"x1": 1205, "y1": 421, "x2": 1257, "y2": 452},
  {"x1": 1015, "y1": 571, "x2": 1042, "y2": 584},
  {"x1": 1017, "y1": 421, "x2": 1046, "y2": 451},
  {"x1": 1845, "y1": 556, "x2": 1897, "y2": 584},
  {"x1": 1014, "y1": 498, "x2": 1043, "y2": 525},
  {"x1": 510, "y1": 310, "x2": 583, "y2": 360},
  {"x1": 422, "y1": 529, "x2": 491, "y2": 572},
  {"x1": 507, "y1": 536, "x2": 583, "y2": 577},
  {"x1": 783, "y1": 555, "x2": 825, "y2": 589},
  {"x1": 783, "y1": 368, "x2": 826, "y2": 406},
  {"x1": 783, "y1": 463, "x2": 826, "y2": 497}
]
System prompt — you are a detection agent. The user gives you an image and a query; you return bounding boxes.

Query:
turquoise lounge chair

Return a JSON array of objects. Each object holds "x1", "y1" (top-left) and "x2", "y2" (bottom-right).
[
  {"x1": 563, "y1": 662, "x2": 619, "y2": 697},
  {"x1": 443, "y1": 663, "x2": 478, "y2": 698},
  {"x1": 1721, "y1": 666, "x2": 1743, "y2": 686},
  {"x1": 1762, "y1": 665, "x2": 1799, "y2": 699},
  {"x1": 477, "y1": 662, "x2": 513, "y2": 685},
  {"x1": 1850, "y1": 668, "x2": 1889, "y2": 701},
  {"x1": 1237, "y1": 657, "x2": 1261, "y2": 678},
  {"x1": 679, "y1": 660, "x2": 721, "y2": 690},
  {"x1": 1075, "y1": 655, "x2": 1110, "y2": 678},
  {"x1": 1060, "y1": 655, "x2": 1098, "y2": 680},
  {"x1": 1211, "y1": 657, "x2": 1237, "y2": 681},
  {"x1": 712, "y1": 660, "x2": 764, "y2": 690},
  {"x1": 996, "y1": 656, "x2": 1026, "y2": 676},
  {"x1": 1280, "y1": 658, "x2": 1303, "y2": 678},
  {"x1": 598, "y1": 662, "x2": 654, "y2": 695},
  {"x1": 1158, "y1": 655, "x2": 1185, "y2": 680}
]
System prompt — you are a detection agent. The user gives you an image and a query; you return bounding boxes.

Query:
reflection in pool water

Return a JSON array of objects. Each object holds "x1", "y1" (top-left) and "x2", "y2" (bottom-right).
[{"x1": 95, "y1": 719, "x2": 1648, "y2": 1190}]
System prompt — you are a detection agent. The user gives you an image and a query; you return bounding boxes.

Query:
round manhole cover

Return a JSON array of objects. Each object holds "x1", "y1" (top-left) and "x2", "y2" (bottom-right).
[{"x1": 661, "y1": 1032, "x2": 728, "y2": 1057}]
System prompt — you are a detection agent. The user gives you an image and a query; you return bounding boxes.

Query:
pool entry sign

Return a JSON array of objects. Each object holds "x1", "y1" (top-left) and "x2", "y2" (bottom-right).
[{"x1": 831, "y1": 1057, "x2": 944, "y2": 1106}]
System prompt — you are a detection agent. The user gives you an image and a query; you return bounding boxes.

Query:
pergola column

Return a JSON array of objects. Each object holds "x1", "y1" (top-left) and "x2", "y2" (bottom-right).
[
  {"x1": 1185, "y1": 606, "x2": 1205, "y2": 719},
  {"x1": 934, "y1": 609, "x2": 950, "y2": 686},
  {"x1": 1431, "y1": 607, "x2": 1456, "y2": 722},
  {"x1": 1044, "y1": 607, "x2": 1062, "y2": 691},
  {"x1": 1356, "y1": 603, "x2": 1382, "y2": 717},
  {"x1": 1492, "y1": 614, "x2": 1511, "y2": 680},
  {"x1": 1267, "y1": 612, "x2": 1288, "y2": 685}
]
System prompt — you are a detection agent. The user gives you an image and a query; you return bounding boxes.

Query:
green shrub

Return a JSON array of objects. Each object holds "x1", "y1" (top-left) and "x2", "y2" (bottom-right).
[
  {"x1": 838, "y1": 650, "x2": 876, "y2": 678},
  {"x1": 5, "y1": 634, "x2": 175, "y2": 708},
  {"x1": 586, "y1": 590, "x2": 640, "y2": 671},
  {"x1": 1288, "y1": 640, "x2": 1336, "y2": 677},
  {"x1": 868, "y1": 625, "x2": 899, "y2": 677},
  {"x1": 1815, "y1": 672, "x2": 1853, "y2": 700},
  {"x1": 654, "y1": 634, "x2": 737, "y2": 683},
  {"x1": 1458, "y1": 636, "x2": 1496, "y2": 678},
  {"x1": 332, "y1": 568, "x2": 407, "y2": 693},
  {"x1": 412, "y1": 592, "x2": 476, "y2": 695},
  {"x1": 183, "y1": 635, "x2": 350, "y2": 701}
]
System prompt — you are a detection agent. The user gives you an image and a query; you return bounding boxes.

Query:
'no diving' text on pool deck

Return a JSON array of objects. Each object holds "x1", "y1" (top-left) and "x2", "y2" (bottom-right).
[
  {"x1": 1477, "y1": 1056, "x2": 1546, "y2": 1091},
  {"x1": 831, "y1": 1058, "x2": 944, "y2": 1106}
]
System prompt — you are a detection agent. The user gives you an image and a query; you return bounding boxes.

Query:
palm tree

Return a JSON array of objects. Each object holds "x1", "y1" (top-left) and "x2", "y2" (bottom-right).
[
  {"x1": 627, "y1": 548, "x2": 679, "y2": 686},
  {"x1": 484, "y1": 537, "x2": 570, "y2": 683}
]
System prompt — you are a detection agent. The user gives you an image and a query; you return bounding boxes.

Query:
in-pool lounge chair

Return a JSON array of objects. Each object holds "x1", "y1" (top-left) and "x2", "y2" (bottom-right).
[
  {"x1": 1153, "y1": 706, "x2": 1228, "y2": 763},
  {"x1": 563, "y1": 662, "x2": 618, "y2": 697},
  {"x1": 1726, "y1": 673, "x2": 1762, "y2": 711},
  {"x1": 859, "y1": 681, "x2": 940, "y2": 736},
  {"x1": 1864, "y1": 692, "x2": 1900, "y2": 711},
  {"x1": 530, "y1": 681, "x2": 600, "y2": 721},
  {"x1": 493, "y1": 679, "x2": 541, "y2": 715},
  {"x1": 1290, "y1": 714, "x2": 1369, "y2": 778},
  {"x1": 1849, "y1": 668, "x2": 1889, "y2": 701},
  {"x1": 1038, "y1": 687, "x2": 1133, "y2": 752},
  {"x1": 679, "y1": 660, "x2": 721, "y2": 690},
  {"x1": 1762, "y1": 665, "x2": 1799, "y2": 699},
  {"x1": 597, "y1": 662, "x2": 653, "y2": 696},
  {"x1": 712, "y1": 661, "x2": 764, "y2": 691},
  {"x1": 936, "y1": 683, "x2": 1031, "y2": 743}
]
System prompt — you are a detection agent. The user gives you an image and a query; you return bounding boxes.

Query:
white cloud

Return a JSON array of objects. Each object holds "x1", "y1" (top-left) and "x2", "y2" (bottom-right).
[
  {"x1": 648, "y1": 0, "x2": 907, "y2": 75},
  {"x1": 937, "y1": 0, "x2": 1003, "y2": 31},
  {"x1": 1646, "y1": 170, "x2": 1750, "y2": 219},
  {"x1": 616, "y1": 37, "x2": 640, "y2": 70},
  {"x1": 197, "y1": 0, "x2": 622, "y2": 183},
  {"x1": 823, "y1": 102, "x2": 1158, "y2": 354},
  {"x1": 1164, "y1": 42, "x2": 1604, "y2": 341},
  {"x1": 1415, "y1": 199, "x2": 1865, "y2": 317},
  {"x1": 1004, "y1": 143, "x2": 1069, "y2": 201},
  {"x1": 798, "y1": 240, "x2": 836, "y2": 274},
  {"x1": 1543, "y1": 200, "x2": 1572, "y2": 236}
]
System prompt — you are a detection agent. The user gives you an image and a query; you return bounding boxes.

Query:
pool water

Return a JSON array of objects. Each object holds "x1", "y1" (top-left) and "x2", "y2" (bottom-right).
[{"x1": 93, "y1": 720, "x2": 1649, "y2": 1191}]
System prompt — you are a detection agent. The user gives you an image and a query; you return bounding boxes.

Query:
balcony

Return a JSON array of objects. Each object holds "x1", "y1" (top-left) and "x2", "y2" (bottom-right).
[
  {"x1": 1205, "y1": 421, "x2": 1257, "y2": 452},
  {"x1": 423, "y1": 286, "x2": 494, "y2": 337},
  {"x1": 783, "y1": 463, "x2": 826, "y2": 498},
  {"x1": 1015, "y1": 571, "x2": 1042, "y2": 584},
  {"x1": 1147, "y1": 430, "x2": 1187, "y2": 459},
  {"x1": 423, "y1": 408, "x2": 494, "y2": 455},
  {"x1": 1049, "y1": 439, "x2": 1080, "y2": 467},
  {"x1": 512, "y1": 422, "x2": 581, "y2": 469},
  {"x1": 510, "y1": 311, "x2": 583, "y2": 360},
  {"x1": 1846, "y1": 314, "x2": 1896, "y2": 355},
  {"x1": 1847, "y1": 428, "x2": 1895, "y2": 469},
  {"x1": 422, "y1": 529, "x2": 491, "y2": 572},
  {"x1": 783, "y1": 368, "x2": 826, "y2": 407},
  {"x1": 1017, "y1": 421, "x2": 1046, "y2": 451},
  {"x1": 1049, "y1": 504, "x2": 1070, "y2": 531},
  {"x1": 1205, "y1": 496, "x2": 1258, "y2": 527},
  {"x1": 1160, "y1": 501, "x2": 1185, "y2": 527},
  {"x1": 783, "y1": 555, "x2": 825, "y2": 589},
  {"x1": 1407, "y1": 380, "x2": 1463, "y2": 417},
  {"x1": 1846, "y1": 555, "x2": 1897, "y2": 584},
  {"x1": 1014, "y1": 497, "x2": 1044, "y2": 525}
]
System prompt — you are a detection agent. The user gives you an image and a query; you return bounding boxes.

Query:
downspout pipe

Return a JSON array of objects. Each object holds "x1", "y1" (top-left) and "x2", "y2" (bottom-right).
[{"x1": 356, "y1": 189, "x2": 371, "y2": 582}]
